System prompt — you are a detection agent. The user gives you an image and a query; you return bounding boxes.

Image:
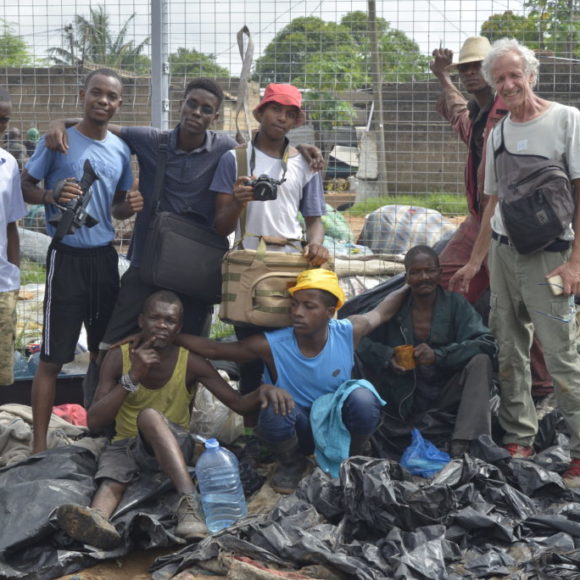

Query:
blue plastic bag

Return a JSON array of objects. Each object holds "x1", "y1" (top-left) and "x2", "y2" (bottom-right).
[{"x1": 400, "y1": 428, "x2": 450, "y2": 477}]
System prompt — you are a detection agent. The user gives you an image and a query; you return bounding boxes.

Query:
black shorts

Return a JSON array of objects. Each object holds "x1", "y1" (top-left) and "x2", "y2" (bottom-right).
[
  {"x1": 40, "y1": 242, "x2": 119, "y2": 364},
  {"x1": 99, "y1": 265, "x2": 212, "y2": 349}
]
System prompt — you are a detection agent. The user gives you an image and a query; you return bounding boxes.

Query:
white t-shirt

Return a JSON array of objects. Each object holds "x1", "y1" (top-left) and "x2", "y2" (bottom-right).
[
  {"x1": 484, "y1": 102, "x2": 580, "y2": 237},
  {"x1": 210, "y1": 142, "x2": 325, "y2": 251},
  {"x1": 0, "y1": 148, "x2": 26, "y2": 293}
]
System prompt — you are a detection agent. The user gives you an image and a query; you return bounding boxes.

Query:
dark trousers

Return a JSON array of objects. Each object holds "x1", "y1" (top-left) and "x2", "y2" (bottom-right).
[{"x1": 373, "y1": 354, "x2": 493, "y2": 458}]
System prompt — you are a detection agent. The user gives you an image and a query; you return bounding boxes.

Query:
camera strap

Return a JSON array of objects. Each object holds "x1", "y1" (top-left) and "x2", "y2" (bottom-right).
[{"x1": 249, "y1": 133, "x2": 290, "y2": 183}]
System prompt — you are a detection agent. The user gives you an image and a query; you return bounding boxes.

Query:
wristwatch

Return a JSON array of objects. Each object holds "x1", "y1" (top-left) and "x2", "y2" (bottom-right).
[{"x1": 119, "y1": 372, "x2": 140, "y2": 393}]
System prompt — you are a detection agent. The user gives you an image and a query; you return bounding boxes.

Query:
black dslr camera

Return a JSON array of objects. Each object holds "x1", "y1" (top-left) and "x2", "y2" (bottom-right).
[{"x1": 249, "y1": 174, "x2": 286, "y2": 202}]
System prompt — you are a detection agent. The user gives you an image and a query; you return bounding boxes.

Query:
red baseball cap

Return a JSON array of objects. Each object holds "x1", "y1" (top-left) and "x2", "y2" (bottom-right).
[{"x1": 253, "y1": 83, "x2": 306, "y2": 126}]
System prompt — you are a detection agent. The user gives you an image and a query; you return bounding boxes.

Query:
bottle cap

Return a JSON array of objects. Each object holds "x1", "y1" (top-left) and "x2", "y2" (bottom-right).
[{"x1": 205, "y1": 438, "x2": 219, "y2": 449}]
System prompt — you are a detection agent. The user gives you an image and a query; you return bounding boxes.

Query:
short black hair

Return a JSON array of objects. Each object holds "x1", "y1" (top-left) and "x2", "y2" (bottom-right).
[
  {"x1": 0, "y1": 86, "x2": 10, "y2": 103},
  {"x1": 183, "y1": 78, "x2": 224, "y2": 108},
  {"x1": 143, "y1": 290, "x2": 184, "y2": 318},
  {"x1": 84, "y1": 68, "x2": 123, "y2": 90},
  {"x1": 404, "y1": 245, "x2": 440, "y2": 270}
]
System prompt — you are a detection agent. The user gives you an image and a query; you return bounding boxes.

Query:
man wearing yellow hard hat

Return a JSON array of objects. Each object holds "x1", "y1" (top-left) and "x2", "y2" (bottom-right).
[{"x1": 178, "y1": 268, "x2": 409, "y2": 492}]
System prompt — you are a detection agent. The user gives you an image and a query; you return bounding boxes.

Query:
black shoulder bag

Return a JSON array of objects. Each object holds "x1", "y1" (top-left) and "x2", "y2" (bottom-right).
[
  {"x1": 139, "y1": 132, "x2": 229, "y2": 303},
  {"x1": 494, "y1": 118, "x2": 575, "y2": 254}
]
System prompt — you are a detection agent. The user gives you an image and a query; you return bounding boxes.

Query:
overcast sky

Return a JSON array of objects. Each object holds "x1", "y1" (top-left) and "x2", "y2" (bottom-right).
[{"x1": 6, "y1": 0, "x2": 525, "y2": 73}]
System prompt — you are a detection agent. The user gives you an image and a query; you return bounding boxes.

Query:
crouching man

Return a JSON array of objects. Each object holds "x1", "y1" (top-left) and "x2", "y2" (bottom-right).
[
  {"x1": 357, "y1": 245, "x2": 498, "y2": 457},
  {"x1": 178, "y1": 269, "x2": 408, "y2": 493},
  {"x1": 56, "y1": 290, "x2": 292, "y2": 549}
]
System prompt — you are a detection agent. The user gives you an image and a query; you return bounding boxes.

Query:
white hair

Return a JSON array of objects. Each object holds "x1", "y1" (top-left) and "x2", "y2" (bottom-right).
[{"x1": 482, "y1": 37, "x2": 539, "y2": 89}]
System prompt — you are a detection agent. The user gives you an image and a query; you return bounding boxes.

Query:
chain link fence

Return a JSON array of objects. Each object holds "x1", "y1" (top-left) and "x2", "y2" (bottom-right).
[{"x1": 1, "y1": 0, "x2": 579, "y2": 364}]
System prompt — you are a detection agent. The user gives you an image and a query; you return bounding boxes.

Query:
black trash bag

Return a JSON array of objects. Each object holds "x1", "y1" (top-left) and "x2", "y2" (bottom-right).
[
  {"x1": 536, "y1": 408, "x2": 571, "y2": 451},
  {"x1": 0, "y1": 446, "x2": 197, "y2": 580}
]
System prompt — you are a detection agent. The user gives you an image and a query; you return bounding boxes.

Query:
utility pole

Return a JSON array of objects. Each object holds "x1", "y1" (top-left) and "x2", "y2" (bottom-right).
[
  {"x1": 151, "y1": 0, "x2": 169, "y2": 129},
  {"x1": 368, "y1": 0, "x2": 388, "y2": 195}
]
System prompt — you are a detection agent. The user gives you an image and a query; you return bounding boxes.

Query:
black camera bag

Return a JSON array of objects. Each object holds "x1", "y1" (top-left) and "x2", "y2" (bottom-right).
[{"x1": 140, "y1": 133, "x2": 229, "y2": 303}]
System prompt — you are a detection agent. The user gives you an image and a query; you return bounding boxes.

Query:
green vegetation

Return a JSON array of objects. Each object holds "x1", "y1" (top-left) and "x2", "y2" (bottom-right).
[
  {"x1": 48, "y1": 5, "x2": 151, "y2": 74},
  {"x1": 169, "y1": 47, "x2": 230, "y2": 78},
  {"x1": 345, "y1": 194, "x2": 468, "y2": 218},
  {"x1": 0, "y1": 20, "x2": 32, "y2": 66},
  {"x1": 20, "y1": 259, "x2": 46, "y2": 285},
  {"x1": 481, "y1": 0, "x2": 579, "y2": 58}
]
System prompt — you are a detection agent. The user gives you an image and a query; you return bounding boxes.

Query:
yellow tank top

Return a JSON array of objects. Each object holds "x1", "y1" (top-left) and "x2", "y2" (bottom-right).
[{"x1": 113, "y1": 344, "x2": 193, "y2": 442}]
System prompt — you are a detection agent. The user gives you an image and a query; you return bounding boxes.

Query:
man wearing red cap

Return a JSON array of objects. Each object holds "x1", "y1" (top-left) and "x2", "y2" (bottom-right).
[
  {"x1": 178, "y1": 269, "x2": 409, "y2": 493},
  {"x1": 211, "y1": 83, "x2": 329, "y2": 397}
]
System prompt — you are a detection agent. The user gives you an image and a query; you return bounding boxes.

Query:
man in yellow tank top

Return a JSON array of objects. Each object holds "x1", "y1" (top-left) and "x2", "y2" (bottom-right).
[{"x1": 54, "y1": 290, "x2": 293, "y2": 549}]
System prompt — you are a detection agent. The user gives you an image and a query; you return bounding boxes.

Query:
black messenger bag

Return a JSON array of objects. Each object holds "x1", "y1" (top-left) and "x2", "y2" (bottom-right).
[{"x1": 140, "y1": 133, "x2": 229, "y2": 303}]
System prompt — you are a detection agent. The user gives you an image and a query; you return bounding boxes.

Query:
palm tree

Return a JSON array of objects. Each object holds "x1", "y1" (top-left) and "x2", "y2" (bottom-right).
[{"x1": 48, "y1": 5, "x2": 150, "y2": 74}]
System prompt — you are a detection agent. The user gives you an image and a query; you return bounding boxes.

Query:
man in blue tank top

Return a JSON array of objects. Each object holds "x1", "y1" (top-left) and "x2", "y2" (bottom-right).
[{"x1": 179, "y1": 269, "x2": 409, "y2": 493}]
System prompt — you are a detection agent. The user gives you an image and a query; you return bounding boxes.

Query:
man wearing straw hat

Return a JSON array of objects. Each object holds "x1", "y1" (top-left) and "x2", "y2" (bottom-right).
[{"x1": 431, "y1": 37, "x2": 552, "y2": 396}]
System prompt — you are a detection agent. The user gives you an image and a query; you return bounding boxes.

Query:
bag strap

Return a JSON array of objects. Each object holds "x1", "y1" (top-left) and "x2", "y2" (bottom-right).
[
  {"x1": 151, "y1": 131, "x2": 170, "y2": 214},
  {"x1": 235, "y1": 145, "x2": 250, "y2": 246},
  {"x1": 235, "y1": 26, "x2": 254, "y2": 145}
]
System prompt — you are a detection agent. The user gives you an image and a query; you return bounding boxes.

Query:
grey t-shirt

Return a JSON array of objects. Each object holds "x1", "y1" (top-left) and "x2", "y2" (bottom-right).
[{"x1": 121, "y1": 125, "x2": 237, "y2": 266}]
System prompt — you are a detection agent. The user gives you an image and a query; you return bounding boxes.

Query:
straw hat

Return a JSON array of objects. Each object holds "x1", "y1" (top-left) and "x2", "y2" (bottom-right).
[{"x1": 447, "y1": 36, "x2": 491, "y2": 69}]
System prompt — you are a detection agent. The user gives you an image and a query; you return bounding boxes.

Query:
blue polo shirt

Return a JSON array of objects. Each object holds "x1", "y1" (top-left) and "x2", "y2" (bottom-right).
[
  {"x1": 121, "y1": 125, "x2": 237, "y2": 267},
  {"x1": 26, "y1": 128, "x2": 133, "y2": 248}
]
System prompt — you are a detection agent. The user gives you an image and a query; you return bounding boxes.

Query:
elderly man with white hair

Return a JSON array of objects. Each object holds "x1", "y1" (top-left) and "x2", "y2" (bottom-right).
[{"x1": 450, "y1": 38, "x2": 580, "y2": 486}]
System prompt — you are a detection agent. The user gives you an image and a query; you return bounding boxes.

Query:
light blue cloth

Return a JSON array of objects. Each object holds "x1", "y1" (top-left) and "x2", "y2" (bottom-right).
[{"x1": 310, "y1": 379, "x2": 386, "y2": 478}]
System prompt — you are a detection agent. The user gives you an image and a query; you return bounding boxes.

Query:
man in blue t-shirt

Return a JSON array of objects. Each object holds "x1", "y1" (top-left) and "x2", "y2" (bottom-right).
[
  {"x1": 178, "y1": 269, "x2": 409, "y2": 493},
  {"x1": 22, "y1": 68, "x2": 138, "y2": 454}
]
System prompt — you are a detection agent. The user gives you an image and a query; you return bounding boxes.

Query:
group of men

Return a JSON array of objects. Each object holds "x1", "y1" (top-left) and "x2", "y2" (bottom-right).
[{"x1": 0, "y1": 33, "x2": 579, "y2": 550}]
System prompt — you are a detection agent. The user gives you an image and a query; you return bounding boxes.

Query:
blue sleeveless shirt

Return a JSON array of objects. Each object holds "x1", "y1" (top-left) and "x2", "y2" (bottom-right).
[{"x1": 264, "y1": 319, "x2": 354, "y2": 408}]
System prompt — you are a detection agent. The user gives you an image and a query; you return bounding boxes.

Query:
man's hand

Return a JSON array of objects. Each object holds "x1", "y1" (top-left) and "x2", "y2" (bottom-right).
[
  {"x1": 303, "y1": 242, "x2": 329, "y2": 266},
  {"x1": 129, "y1": 336, "x2": 160, "y2": 382},
  {"x1": 232, "y1": 177, "x2": 255, "y2": 204},
  {"x1": 51, "y1": 178, "x2": 83, "y2": 204},
  {"x1": 430, "y1": 48, "x2": 453, "y2": 78},
  {"x1": 257, "y1": 384, "x2": 295, "y2": 415},
  {"x1": 45, "y1": 120, "x2": 69, "y2": 154},
  {"x1": 126, "y1": 187, "x2": 144, "y2": 213},
  {"x1": 296, "y1": 144, "x2": 324, "y2": 172},
  {"x1": 414, "y1": 343, "x2": 436, "y2": 365},
  {"x1": 547, "y1": 261, "x2": 580, "y2": 296},
  {"x1": 449, "y1": 262, "x2": 480, "y2": 294}
]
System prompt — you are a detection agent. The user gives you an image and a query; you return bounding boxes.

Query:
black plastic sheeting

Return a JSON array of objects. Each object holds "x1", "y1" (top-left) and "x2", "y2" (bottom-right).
[
  {"x1": 150, "y1": 411, "x2": 580, "y2": 580},
  {"x1": 0, "y1": 444, "x2": 191, "y2": 580}
]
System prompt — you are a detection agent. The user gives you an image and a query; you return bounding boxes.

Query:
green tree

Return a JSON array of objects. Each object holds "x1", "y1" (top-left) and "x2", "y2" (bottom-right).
[
  {"x1": 254, "y1": 12, "x2": 428, "y2": 89},
  {"x1": 169, "y1": 47, "x2": 230, "y2": 78},
  {"x1": 481, "y1": 1, "x2": 579, "y2": 57},
  {"x1": 0, "y1": 20, "x2": 32, "y2": 66},
  {"x1": 340, "y1": 11, "x2": 428, "y2": 82},
  {"x1": 48, "y1": 5, "x2": 150, "y2": 74},
  {"x1": 254, "y1": 16, "x2": 358, "y2": 86}
]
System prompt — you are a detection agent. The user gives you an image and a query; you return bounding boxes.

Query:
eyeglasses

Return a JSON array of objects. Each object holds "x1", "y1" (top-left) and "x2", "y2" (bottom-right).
[
  {"x1": 0, "y1": 117, "x2": 10, "y2": 123},
  {"x1": 184, "y1": 99, "x2": 215, "y2": 116}
]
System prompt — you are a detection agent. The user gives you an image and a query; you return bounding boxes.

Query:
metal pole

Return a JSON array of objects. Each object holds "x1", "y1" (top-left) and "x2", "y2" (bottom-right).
[
  {"x1": 151, "y1": 0, "x2": 169, "y2": 129},
  {"x1": 368, "y1": 0, "x2": 388, "y2": 194}
]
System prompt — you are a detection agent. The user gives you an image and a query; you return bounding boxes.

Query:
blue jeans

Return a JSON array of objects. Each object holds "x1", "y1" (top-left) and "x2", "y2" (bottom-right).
[{"x1": 258, "y1": 386, "x2": 382, "y2": 453}]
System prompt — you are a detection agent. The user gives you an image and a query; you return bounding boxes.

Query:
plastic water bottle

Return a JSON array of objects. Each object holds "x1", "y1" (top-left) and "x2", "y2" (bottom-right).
[{"x1": 195, "y1": 438, "x2": 247, "y2": 533}]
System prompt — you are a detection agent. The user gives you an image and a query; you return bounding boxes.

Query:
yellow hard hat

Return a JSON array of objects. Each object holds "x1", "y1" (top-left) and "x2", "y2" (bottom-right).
[{"x1": 288, "y1": 269, "x2": 345, "y2": 310}]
